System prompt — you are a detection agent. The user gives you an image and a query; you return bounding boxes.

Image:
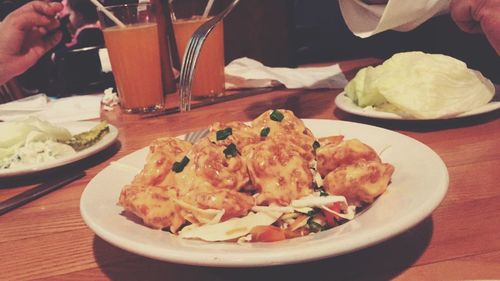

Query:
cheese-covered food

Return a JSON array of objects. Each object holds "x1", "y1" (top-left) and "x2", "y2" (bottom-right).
[{"x1": 118, "y1": 110, "x2": 394, "y2": 242}]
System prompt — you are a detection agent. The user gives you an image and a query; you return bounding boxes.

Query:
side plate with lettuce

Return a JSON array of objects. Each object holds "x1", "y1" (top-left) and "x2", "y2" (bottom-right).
[
  {"x1": 0, "y1": 117, "x2": 118, "y2": 177},
  {"x1": 339, "y1": 51, "x2": 498, "y2": 120}
]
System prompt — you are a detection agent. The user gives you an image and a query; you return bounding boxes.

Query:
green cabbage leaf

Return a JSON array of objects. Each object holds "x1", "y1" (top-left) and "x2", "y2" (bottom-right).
[
  {"x1": 0, "y1": 117, "x2": 72, "y2": 149},
  {"x1": 345, "y1": 52, "x2": 495, "y2": 119},
  {"x1": 0, "y1": 117, "x2": 73, "y2": 168}
]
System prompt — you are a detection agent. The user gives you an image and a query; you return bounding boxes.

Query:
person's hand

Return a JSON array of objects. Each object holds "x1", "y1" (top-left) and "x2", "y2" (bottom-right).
[
  {"x1": 0, "y1": 1, "x2": 63, "y2": 84},
  {"x1": 450, "y1": 0, "x2": 500, "y2": 55}
]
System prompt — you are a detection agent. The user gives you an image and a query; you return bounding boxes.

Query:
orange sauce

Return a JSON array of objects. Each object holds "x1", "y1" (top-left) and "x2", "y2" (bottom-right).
[
  {"x1": 103, "y1": 23, "x2": 164, "y2": 112},
  {"x1": 173, "y1": 17, "x2": 225, "y2": 98}
]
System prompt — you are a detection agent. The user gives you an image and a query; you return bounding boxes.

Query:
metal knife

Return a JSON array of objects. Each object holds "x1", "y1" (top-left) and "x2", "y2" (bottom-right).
[{"x1": 0, "y1": 171, "x2": 85, "y2": 216}]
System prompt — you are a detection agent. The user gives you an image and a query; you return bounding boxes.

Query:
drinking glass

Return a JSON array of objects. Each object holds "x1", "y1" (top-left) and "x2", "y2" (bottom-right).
[
  {"x1": 171, "y1": 0, "x2": 225, "y2": 99},
  {"x1": 97, "y1": 3, "x2": 169, "y2": 113}
]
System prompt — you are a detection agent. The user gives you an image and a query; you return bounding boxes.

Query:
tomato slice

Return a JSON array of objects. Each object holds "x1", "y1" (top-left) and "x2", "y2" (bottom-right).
[
  {"x1": 250, "y1": 225, "x2": 286, "y2": 242},
  {"x1": 323, "y1": 202, "x2": 343, "y2": 227}
]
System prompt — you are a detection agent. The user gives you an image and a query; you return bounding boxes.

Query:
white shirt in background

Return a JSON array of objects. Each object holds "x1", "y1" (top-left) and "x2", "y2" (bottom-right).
[{"x1": 338, "y1": 0, "x2": 451, "y2": 38}]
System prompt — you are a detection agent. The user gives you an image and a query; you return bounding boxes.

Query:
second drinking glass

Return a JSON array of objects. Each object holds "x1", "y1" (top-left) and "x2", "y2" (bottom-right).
[{"x1": 171, "y1": 0, "x2": 225, "y2": 99}]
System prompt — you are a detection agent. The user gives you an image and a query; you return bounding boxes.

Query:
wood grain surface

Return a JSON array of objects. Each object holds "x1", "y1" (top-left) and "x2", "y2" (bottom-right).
[{"x1": 1, "y1": 58, "x2": 499, "y2": 281}]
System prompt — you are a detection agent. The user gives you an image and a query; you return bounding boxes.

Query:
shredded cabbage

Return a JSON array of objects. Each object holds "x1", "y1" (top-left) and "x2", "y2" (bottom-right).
[
  {"x1": 345, "y1": 52, "x2": 495, "y2": 119},
  {"x1": 0, "y1": 116, "x2": 72, "y2": 149},
  {"x1": 0, "y1": 117, "x2": 74, "y2": 169}
]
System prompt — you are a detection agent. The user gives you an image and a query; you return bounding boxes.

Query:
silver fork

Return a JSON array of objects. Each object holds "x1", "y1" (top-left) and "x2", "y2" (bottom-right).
[
  {"x1": 184, "y1": 128, "x2": 209, "y2": 143},
  {"x1": 178, "y1": 0, "x2": 240, "y2": 112}
]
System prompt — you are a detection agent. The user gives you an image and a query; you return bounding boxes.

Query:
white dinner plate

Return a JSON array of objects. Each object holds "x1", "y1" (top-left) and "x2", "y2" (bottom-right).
[
  {"x1": 335, "y1": 92, "x2": 500, "y2": 120},
  {"x1": 0, "y1": 121, "x2": 118, "y2": 178},
  {"x1": 80, "y1": 119, "x2": 448, "y2": 267}
]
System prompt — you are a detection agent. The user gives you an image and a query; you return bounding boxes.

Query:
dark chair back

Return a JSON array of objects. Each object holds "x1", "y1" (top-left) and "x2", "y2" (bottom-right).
[
  {"x1": 0, "y1": 79, "x2": 26, "y2": 104},
  {"x1": 53, "y1": 46, "x2": 113, "y2": 97}
]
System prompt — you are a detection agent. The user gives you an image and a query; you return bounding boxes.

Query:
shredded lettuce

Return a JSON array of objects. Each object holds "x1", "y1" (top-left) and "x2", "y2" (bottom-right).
[
  {"x1": 345, "y1": 66, "x2": 387, "y2": 107},
  {"x1": 0, "y1": 117, "x2": 75, "y2": 169},
  {"x1": 0, "y1": 117, "x2": 72, "y2": 150},
  {"x1": 345, "y1": 52, "x2": 495, "y2": 119},
  {"x1": 0, "y1": 118, "x2": 111, "y2": 169}
]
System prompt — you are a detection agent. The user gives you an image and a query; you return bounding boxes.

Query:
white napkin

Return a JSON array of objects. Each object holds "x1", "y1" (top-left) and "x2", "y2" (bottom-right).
[
  {"x1": 338, "y1": 0, "x2": 450, "y2": 38},
  {"x1": 0, "y1": 94, "x2": 102, "y2": 123},
  {"x1": 0, "y1": 93, "x2": 48, "y2": 111},
  {"x1": 224, "y1": 57, "x2": 348, "y2": 90},
  {"x1": 99, "y1": 48, "x2": 112, "y2": 73}
]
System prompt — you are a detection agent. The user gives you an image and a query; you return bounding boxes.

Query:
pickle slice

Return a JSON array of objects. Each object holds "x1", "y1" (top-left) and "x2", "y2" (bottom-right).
[{"x1": 63, "y1": 122, "x2": 110, "y2": 151}]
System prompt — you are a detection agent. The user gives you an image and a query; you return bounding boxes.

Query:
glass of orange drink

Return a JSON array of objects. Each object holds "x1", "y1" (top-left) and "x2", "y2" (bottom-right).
[
  {"x1": 97, "y1": 3, "x2": 167, "y2": 113},
  {"x1": 170, "y1": 0, "x2": 225, "y2": 99}
]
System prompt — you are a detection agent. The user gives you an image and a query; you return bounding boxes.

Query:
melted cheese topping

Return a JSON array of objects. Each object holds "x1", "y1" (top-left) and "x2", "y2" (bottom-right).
[
  {"x1": 316, "y1": 138, "x2": 380, "y2": 177},
  {"x1": 118, "y1": 184, "x2": 185, "y2": 232},
  {"x1": 323, "y1": 160, "x2": 394, "y2": 206},
  {"x1": 243, "y1": 138, "x2": 313, "y2": 205},
  {"x1": 131, "y1": 137, "x2": 192, "y2": 186},
  {"x1": 208, "y1": 121, "x2": 260, "y2": 149},
  {"x1": 188, "y1": 138, "x2": 250, "y2": 191},
  {"x1": 252, "y1": 109, "x2": 315, "y2": 161},
  {"x1": 118, "y1": 109, "x2": 395, "y2": 241}
]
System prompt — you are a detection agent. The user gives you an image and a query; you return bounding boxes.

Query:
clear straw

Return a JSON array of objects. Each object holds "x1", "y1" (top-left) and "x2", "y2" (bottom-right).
[
  {"x1": 90, "y1": 0, "x2": 127, "y2": 28},
  {"x1": 202, "y1": 0, "x2": 215, "y2": 18},
  {"x1": 169, "y1": 0, "x2": 176, "y2": 21}
]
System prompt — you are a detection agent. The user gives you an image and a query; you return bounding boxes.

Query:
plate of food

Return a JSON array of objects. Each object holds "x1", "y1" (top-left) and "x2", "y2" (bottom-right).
[
  {"x1": 336, "y1": 51, "x2": 499, "y2": 120},
  {"x1": 80, "y1": 109, "x2": 448, "y2": 267},
  {"x1": 0, "y1": 117, "x2": 118, "y2": 177},
  {"x1": 335, "y1": 92, "x2": 500, "y2": 120}
]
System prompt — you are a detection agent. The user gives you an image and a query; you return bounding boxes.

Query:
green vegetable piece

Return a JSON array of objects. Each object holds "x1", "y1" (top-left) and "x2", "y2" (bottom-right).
[
  {"x1": 62, "y1": 121, "x2": 110, "y2": 151},
  {"x1": 312, "y1": 140, "x2": 320, "y2": 150},
  {"x1": 270, "y1": 110, "x2": 284, "y2": 122},
  {"x1": 307, "y1": 219, "x2": 324, "y2": 233},
  {"x1": 216, "y1": 127, "x2": 232, "y2": 140},
  {"x1": 306, "y1": 208, "x2": 321, "y2": 217},
  {"x1": 344, "y1": 52, "x2": 496, "y2": 119},
  {"x1": 260, "y1": 127, "x2": 270, "y2": 137},
  {"x1": 345, "y1": 66, "x2": 387, "y2": 108},
  {"x1": 172, "y1": 156, "x2": 190, "y2": 173},
  {"x1": 319, "y1": 189, "x2": 329, "y2": 197},
  {"x1": 312, "y1": 183, "x2": 328, "y2": 196},
  {"x1": 223, "y1": 143, "x2": 239, "y2": 158}
]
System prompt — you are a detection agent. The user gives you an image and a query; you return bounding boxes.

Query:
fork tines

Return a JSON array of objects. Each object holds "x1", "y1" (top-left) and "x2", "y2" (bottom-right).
[
  {"x1": 178, "y1": 0, "x2": 240, "y2": 112},
  {"x1": 184, "y1": 128, "x2": 209, "y2": 143}
]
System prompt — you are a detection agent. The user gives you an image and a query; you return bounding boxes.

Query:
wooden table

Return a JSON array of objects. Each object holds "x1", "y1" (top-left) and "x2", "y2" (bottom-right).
[{"x1": 1, "y1": 58, "x2": 499, "y2": 280}]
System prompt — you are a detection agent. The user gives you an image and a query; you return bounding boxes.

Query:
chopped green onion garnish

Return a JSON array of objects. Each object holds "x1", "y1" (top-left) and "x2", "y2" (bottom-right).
[
  {"x1": 312, "y1": 182, "x2": 319, "y2": 189},
  {"x1": 216, "y1": 127, "x2": 232, "y2": 140},
  {"x1": 306, "y1": 208, "x2": 321, "y2": 217},
  {"x1": 307, "y1": 219, "x2": 324, "y2": 233},
  {"x1": 270, "y1": 110, "x2": 284, "y2": 122},
  {"x1": 312, "y1": 140, "x2": 320, "y2": 150},
  {"x1": 313, "y1": 183, "x2": 329, "y2": 196},
  {"x1": 223, "y1": 143, "x2": 240, "y2": 158},
  {"x1": 172, "y1": 156, "x2": 190, "y2": 173},
  {"x1": 260, "y1": 127, "x2": 270, "y2": 137}
]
